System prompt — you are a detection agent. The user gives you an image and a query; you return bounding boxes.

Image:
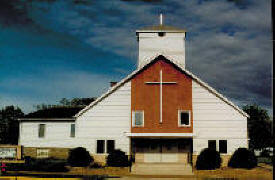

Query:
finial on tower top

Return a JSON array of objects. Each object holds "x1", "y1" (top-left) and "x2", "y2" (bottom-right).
[{"x1": 160, "y1": 13, "x2": 163, "y2": 25}]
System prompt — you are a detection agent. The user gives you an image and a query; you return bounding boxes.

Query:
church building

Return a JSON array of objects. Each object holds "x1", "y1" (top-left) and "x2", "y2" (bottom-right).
[{"x1": 18, "y1": 18, "x2": 249, "y2": 167}]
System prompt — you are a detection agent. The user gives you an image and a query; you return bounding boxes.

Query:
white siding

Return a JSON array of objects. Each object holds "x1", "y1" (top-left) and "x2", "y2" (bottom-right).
[
  {"x1": 75, "y1": 81, "x2": 131, "y2": 154},
  {"x1": 19, "y1": 122, "x2": 77, "y2": 148},
  {"x1": 192, "y1": 80, "x2": 248, "y2": 155},
  {"x1": 138, "y1": 32, "x2": 186, "y2": 68}
]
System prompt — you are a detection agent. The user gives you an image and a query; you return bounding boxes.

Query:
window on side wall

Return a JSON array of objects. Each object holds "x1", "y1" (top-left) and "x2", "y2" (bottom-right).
[
  {"x1": 107, "y1": 140, "x2": 115, "y2": 153},
  {"x1": 178, "y1": 110, "x2": 191, "y2": 126},
  {"x1": 132, "y1": 111, "x2": 144, "y2": 127},
  {"x1": 208, "y1": 140, "x2": 216, "y2": 151},
  {"x1": 38, "y1": 124, "x2": 45, "y2": 138},
  {"x1": 219, "y1": 140, "x2": 227, "y2": 153},
  {"x1": 37, "y1": 149, "x2": 49, "y2": 158},
  {"x1": 97, "y1": 140, "x2": 105, "y2": 154},
  {"x1": 70, "y1": 124, "x2": 75, "y2": 137}
]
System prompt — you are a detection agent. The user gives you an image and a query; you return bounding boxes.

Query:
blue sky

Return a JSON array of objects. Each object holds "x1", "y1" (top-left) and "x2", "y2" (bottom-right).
[{"x1": 0, "y1": 0, "x2": 272, "y2": 115}]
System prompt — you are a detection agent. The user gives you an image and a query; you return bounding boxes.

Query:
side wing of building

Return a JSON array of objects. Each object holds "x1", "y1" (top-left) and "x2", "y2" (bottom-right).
[
  {"x1": 192, "y1": 80, "x2": 248, "y2": 155},
  {"x1": 19, "y1": 121, "x2": 77, "y2": 148}
]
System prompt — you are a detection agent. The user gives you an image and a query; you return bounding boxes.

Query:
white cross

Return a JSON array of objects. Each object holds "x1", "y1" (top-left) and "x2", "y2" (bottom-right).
[{"x1": 145, "y1": 70, "x2": 177, "y2": 123}]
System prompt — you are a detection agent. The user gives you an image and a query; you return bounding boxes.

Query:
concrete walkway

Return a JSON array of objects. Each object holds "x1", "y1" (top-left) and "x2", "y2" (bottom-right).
[{"x1": 130, "y1": 163, "x2": 194, "y2": 175}]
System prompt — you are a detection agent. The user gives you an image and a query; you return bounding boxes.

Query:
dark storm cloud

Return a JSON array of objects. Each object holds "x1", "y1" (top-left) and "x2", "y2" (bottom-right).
[
  {"x1": 73, "y1": 0, "x2": 90, "y2": 5},
  {"x1": 0, "y1": 0, "x2": 60, "y2": 26},
  {"x1": 121, "y1": 0, "x2": 162, "y2": 3},
  {"x1": 0, "y1": 0, "x2": 32, "y2": 26}
]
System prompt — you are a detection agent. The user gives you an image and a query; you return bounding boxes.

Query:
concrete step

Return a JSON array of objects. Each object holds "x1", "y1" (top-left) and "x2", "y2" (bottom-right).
[
  {"x1": 132, "y1": 166, "x2": 192, "y2": 171},
  {"x1": 132, "y1": 163, "x2": 192, "y2": 168},
  {"x1": 131, "y1": 163, "x2": 193, "y2": 175}
]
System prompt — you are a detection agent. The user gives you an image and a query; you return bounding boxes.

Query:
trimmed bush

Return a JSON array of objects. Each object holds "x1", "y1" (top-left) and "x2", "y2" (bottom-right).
[
  {"x1": 67, "y1": 147, "x2": 93, "y2": 167},
  {"x1": 228, "y1": 148, "x2": 257, "y2": 169},
  {"x1": 106, "y1": 149, "x2": 129, "y2": 167},
  {"x1": 195, "y1": 148, "x2": 221, "y2": 170}
]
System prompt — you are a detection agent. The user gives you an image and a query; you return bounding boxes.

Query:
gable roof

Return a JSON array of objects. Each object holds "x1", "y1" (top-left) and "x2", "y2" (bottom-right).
[
  {"x1": 23, "y1": 106, "x2": 83, "y2": 119},
  {"x1": 136, "y1": 25, "x2": 186, "y2": 33},
  {"x1": 75, "y1": 54, "x2": 249, "y2": 118}
]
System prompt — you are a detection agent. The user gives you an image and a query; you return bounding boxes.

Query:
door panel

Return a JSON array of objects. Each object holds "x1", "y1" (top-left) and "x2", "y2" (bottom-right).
[
  {"x1": 161, "y1": 140, "x2": 178, "y2": 162},
  {"x1": 144, "y1": 140, "x2": 179, "y2": 163},
  {"x1": 144, "y1": 143, "x2": 161, "y2": 162}
]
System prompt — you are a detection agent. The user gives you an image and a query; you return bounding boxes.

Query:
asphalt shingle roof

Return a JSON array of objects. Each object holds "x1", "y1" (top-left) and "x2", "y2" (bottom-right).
[
  {"x1": 137, "y1": 25, "x2": 186, "y2": 32},
  {"x1": 24, "y1": 107, "x2": 84, "y2": 118}
]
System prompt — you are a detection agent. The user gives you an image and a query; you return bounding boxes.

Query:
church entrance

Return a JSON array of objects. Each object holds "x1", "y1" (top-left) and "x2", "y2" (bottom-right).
[
  {"x1": 144, "y1": 139, "x2": 178, "y2": 162},
  {"x1": 132, "y1": 138, "x2": 192, "y2": 164}
]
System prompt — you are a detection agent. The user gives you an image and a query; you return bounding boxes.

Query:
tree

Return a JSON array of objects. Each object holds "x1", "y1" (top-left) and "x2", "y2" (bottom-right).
[
  {"x1": 34, "y1": 97, "x2": 96, "y2": 110},
  {"x1": 242, "y1": 104, "x2": 273, "y2": 150},
  {"x1": 59, "y1": 98, "x2": 70, "y2": 106},
  {"x1": 70, "y1": 98, "x2": 96, "y2": 106},
  {"x1": 0, "y1": 106, "x2": 24, "y2": 144}
]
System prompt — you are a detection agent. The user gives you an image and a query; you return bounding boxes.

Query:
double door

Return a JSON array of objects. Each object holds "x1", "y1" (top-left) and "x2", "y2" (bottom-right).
[{"x1": 144, "y1": 140, "x2": 178, "y2": 163}]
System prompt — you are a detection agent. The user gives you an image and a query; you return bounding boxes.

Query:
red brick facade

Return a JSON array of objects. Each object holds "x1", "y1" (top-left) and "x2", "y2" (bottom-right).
[{"x1": 131, "y1": 59, "x2": 193, "y2": 133}]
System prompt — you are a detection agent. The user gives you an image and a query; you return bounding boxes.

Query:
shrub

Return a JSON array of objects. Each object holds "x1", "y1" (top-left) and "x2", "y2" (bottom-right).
[
  {"x1": 67, "y1": 147, "x2": 93, "y2": 167},
  {"x1": 36, "y1": 158, "x2": 68, "y2": 172},
  {"x1": 228, "y1": 148, "x2": 257, "y2": 169},
  {"x1": 106, "y1": 149, "x2": 129, "y2": 167},
  {"x1": 195, "y1": 148, "x2": 221, "y2": 170}
]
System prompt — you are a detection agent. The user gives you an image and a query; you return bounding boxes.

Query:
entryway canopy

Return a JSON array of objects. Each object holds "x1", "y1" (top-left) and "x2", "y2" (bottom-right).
[{"x1": 125, "y1": 132, "x2": 194, "y2": 137}]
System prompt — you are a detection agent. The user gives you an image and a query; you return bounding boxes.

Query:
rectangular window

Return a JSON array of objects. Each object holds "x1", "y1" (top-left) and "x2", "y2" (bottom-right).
[
  {"x1": 178, "y1": 110, "x2": 191, "y2": 126},
  {"x1": 37, "y1": 149, "x2": 49, "y2": 158},
  {"x1": 97, "y1": 140, "x2": 105, "y2": 154},
  {"x1": 219, "y1": 140, "x2": 227, "y2": 153},
  {"x1": 38, "y1": 124, "x2": 45, "y2": 138},
  {"x1": 132, "y1": 111, "x2": 144, "y2": 127},
  {"x1": 208, "y1": 140, "x2": 216, "y2": 150},
  {"x1": 70, "y1": 124, "x2": 75, "y2": 137},
  {"x1": 107, "y1": 140, "x2": 115, "y2": 153}
]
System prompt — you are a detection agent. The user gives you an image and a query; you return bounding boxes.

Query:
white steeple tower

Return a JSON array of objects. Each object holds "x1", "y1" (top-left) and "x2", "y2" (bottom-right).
[{"x1": 136, "y1": 14, "x2": 186, "y2": 68}]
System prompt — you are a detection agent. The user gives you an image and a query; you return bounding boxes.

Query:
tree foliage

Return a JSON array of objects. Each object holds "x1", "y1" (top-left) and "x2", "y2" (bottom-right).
[
  {"x1": 60, "y1": 97, "x2": 96, "y2": 107},
  {"x1": 242, "y1": 104, "x2": 273, "y2": 150},
  {"x1": 34, "y1": 97, "x2": 96, "y2": 110},
  {"x1": 0, "y1": 106, "x2": 24, "y2": 144}
]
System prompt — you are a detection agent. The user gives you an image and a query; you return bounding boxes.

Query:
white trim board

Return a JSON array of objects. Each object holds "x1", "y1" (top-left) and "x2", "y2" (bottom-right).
[
  {"x1": 124, "y1": 132, "x2": 194, "y2": 137},
  {"x1": 18, "y1": 118, "x2": 76, "y2": 121}
]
